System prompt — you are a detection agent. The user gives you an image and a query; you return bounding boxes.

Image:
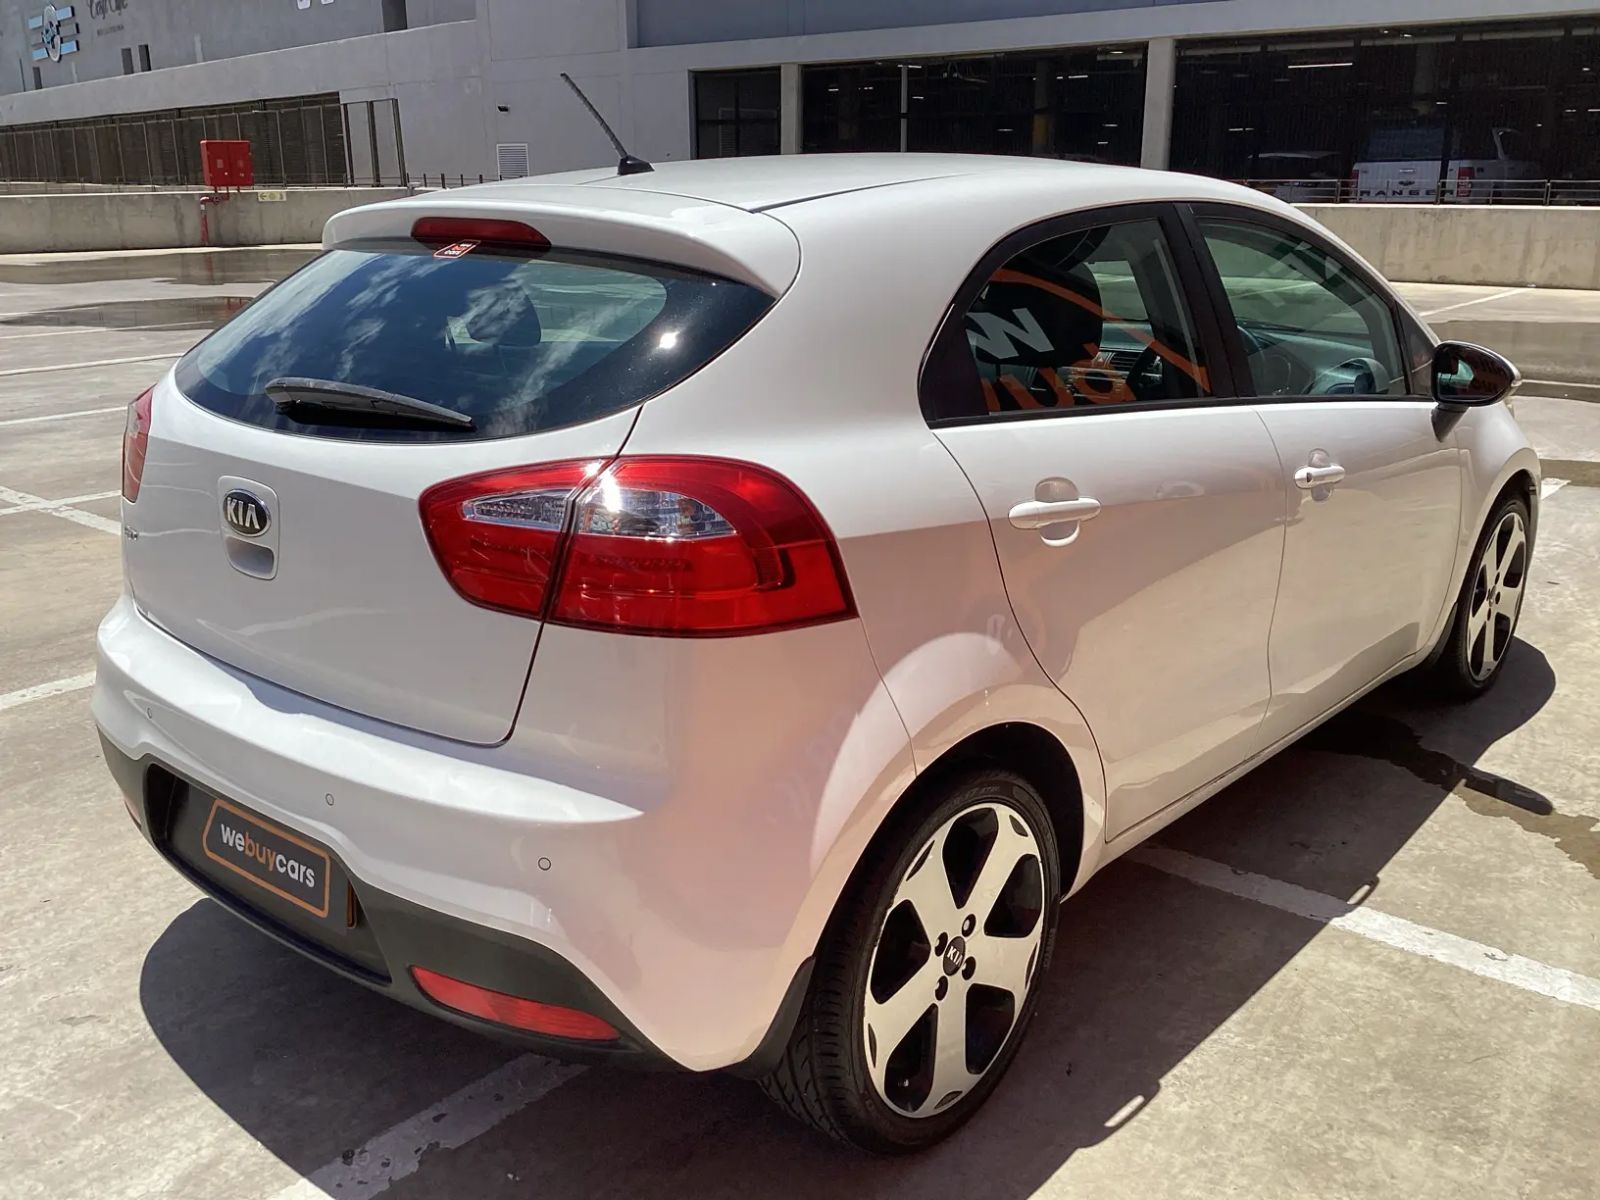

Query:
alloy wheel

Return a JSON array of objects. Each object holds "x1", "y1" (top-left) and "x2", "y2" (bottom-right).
[
  {"x1": 861, "y1": 801, "x2": 1046, "y2": 1118},
  {"x1": 1466, "y1": 509, "x2": 1528, "y2": 681}
]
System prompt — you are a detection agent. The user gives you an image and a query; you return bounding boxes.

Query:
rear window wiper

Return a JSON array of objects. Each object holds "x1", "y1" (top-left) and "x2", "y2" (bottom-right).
[{"x1": 266, "y1": 377, "x2": 476, "y2": 431}]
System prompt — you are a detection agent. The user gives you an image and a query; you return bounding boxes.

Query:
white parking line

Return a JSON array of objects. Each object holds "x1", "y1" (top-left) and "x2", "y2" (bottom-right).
[
  {"x1": 0, "y1": 489, "x2": 120, "y2": 516},
  {"x1": 0, "y1": 484, "x2": 120, "y2": 534},
  {"x1": 1542, "y1": 478, "x2": 1570, "y2": 500},
  {"x1": 268, "y1": 1055, "x2": 583, "y2": 1200},
  {"x1": 0, "y1": 670, "x2": 96, "y2": 713},
  {"x1": 0, "y1": 405, "x2": 125, "y2": 427},
  {"x1": 0, "y1": 351, "x2": 179, "y2": 378},
  {"x1": 1136, "y1": 847, "x2": 1600, "y2": 1014},
  {"x1": 0, "y1": 322, "x2": 199, "y2": 343},
  {"x1": 1418, "y1": 287, "x2": 1531, "y2": 318}
]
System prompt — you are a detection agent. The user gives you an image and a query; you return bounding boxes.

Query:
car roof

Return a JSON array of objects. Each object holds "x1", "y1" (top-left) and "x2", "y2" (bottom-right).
[
  {"x1": 327, "y1": 154, "x2": 1320, "y2": 296},
  {"x1": 530, "y1": 153, "x2": 1043, "y2": 211}
]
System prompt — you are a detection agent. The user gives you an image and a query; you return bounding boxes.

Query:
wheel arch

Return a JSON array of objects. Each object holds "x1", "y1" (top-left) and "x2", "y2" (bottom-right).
[{"x1": 831, "y1": 722, "x2": 1094, "y2": 935}]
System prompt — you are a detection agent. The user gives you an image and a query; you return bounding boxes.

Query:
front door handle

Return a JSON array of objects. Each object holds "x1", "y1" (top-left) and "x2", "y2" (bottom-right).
[
  {"x1": 1008, "y1": 497, "x2": 1102, "y2": 529},
  {"x1": 1294, "y1": 464, "x2": 1346, "y2": 489}
]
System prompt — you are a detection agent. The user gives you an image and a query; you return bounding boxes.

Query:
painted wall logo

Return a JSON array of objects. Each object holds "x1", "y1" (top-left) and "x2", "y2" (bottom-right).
[{"x1": 28, "y1": 4, "x2": 80, "y2": 62}]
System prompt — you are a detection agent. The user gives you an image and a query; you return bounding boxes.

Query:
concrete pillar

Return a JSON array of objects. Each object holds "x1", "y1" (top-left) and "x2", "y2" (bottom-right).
[
  {"x1": 1140, "y1": 37, "x2": 1176, "y2": 171},
  {"x1": 781, "y1": 63, "x2": 801, "y2": 154}
]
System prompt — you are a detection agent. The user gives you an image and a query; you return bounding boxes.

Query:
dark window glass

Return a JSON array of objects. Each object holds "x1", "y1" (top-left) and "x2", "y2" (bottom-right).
[
  {"x1": 1173, "y1": 19, "x2": 1600, "y2": 193},
  {"x1": 957, "y1": 219, "x2": 1210, "y2": 417},
  {"x1": 138, "y1": 44, "x2": 151, "y2": 71},
  {"x1": 121, "y1": 48, "x2": 135, "y2": 75},
  {"x1": 802, "y1": 62, "x2": 902, "y2": 152},
  {"x1": 803, "y1": 48, "x2": 1145, "y2": 163},
  {"x1": 693, "y1": 69, "x2": 780, "y2": 158},
  {"x1": 175, "y1": 239, "x2": 773, "y2": 442},
  {"x1": 1199, "y1": 219, "x2": 1405, "y2": 397}
]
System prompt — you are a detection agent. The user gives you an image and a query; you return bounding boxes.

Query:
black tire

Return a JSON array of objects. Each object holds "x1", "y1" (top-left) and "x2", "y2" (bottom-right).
[
  {"x1": 759, "y1": 768, "x2": 1061, "y2": 1153},
  {"x1": 1428, "y1": 493, "x2": 1532, "y2": 699}
]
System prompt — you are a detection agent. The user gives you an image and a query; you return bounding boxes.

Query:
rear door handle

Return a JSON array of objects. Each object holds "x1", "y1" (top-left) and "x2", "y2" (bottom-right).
[
  {"x1": 1008, "y1": 497, "x2": 1102, "y2": 529},
  {"x1": 1294, "y1": 465, "x2": 1346, "y2": 489}
]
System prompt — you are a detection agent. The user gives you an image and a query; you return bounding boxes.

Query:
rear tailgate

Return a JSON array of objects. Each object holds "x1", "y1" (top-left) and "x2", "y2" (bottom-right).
[{"x1": 122, "y1": 187, "x2": 798, "y2": 744}]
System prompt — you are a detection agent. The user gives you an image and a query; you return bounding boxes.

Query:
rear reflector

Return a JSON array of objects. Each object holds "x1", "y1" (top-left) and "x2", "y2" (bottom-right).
[
  {"x1": 410, "y1": 216, "x2": 550, "y2": 249},
  {"x1": 122, "y1": 387, "x2": 153, "y2": 502},
  {"x1": 410, "y1": 966, "x2": 619, "y2": 1041},
  {"x1": 420, "y1": 456, "x2": 855, "y2": 635}
]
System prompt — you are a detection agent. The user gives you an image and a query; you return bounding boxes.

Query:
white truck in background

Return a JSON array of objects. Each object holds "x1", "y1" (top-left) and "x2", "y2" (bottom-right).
[{"x1": 1352, "y1": 121, "x2": 1539, "y2": 202}]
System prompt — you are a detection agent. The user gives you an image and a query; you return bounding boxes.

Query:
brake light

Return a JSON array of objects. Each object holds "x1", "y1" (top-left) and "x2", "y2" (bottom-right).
[
  {"x1": 121, "y1": 387, "x2": 153, "y2": 502},
  {"x1": 1456, "y1": 165, "x2": 1475, "y2": 199},
  {"x1": 410, "y1": 967, "x2": 619, "y2": 1041},
  {"x1": 419, "y1": 456, "x2": 855, "y2": 635},
  {"x1": 410, "y1": 216, "x2": 550, "y2": 248},
  {"x1": 420, "y1": 460, "x2": 604, "y2": 618}
]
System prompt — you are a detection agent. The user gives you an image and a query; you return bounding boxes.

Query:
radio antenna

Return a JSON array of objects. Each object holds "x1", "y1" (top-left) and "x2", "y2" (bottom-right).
[{"x1": 559, "y1": 72, "x2": 653, "y2": 176}]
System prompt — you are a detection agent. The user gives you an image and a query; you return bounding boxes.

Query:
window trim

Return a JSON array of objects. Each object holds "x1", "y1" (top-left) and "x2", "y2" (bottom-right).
[
  {"x1": 918, "y1": 201, "x2": 1240, "y2": 427},
  {"x1": 1180, "y1": 200, "x2": 1426, "y2": 404}
]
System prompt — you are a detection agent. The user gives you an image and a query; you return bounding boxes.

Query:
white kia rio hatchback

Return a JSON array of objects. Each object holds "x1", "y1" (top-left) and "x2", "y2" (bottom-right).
[{"x1": 96, "y1": 154, "x2": 1538, "y2": 1152}]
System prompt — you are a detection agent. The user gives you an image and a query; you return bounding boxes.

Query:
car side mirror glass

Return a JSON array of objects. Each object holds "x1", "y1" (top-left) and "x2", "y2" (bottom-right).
[{"x1": 1432, "y1": 341, "x2": 1519, "y2": 407}]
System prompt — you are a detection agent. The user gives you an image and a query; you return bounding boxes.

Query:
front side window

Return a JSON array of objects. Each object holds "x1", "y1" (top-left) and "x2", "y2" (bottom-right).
[
  {"x1": 960, "y1": 218, "x2": 1211, "y2": 414},
  {"x1": 1199, "y1": 218, "x2": 1406, "y2": 398}
]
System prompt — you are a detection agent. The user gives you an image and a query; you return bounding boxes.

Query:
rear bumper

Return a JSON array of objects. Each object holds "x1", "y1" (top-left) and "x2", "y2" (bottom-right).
[
  {"x1": 94, "y1": 593, "x2": 913, "y2": 1071},
  {"x1": 101, "y1": 732, "x2": 663, "y2": 1065}
]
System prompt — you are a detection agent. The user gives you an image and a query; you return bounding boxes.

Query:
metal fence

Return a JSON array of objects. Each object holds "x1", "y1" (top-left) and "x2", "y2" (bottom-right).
[
  {"x1": 1234, "y1": 178, "x2": 1600, "y2": 206},
  {"x1": 0, "y1": 96, "x2": 407, "y2": 188}
]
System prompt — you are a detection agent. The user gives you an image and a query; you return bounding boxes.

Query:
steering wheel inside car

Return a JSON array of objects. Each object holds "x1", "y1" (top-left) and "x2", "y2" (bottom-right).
[
  {"x1": 1125, "y1": 344, "x2": 1166, "y2": 401},
  {"x1": 1311, "y1": 356, "x2": 1387, "y2": 396}
]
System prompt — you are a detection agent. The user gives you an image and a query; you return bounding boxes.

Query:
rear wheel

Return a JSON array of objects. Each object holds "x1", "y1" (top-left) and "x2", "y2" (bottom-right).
[
  {"x1": 1430, "y1": 494, "x2": 1531, "y2": 698},
  {"x1": 760, "y1": 769, "x2": 1059, "y2": 1152}
]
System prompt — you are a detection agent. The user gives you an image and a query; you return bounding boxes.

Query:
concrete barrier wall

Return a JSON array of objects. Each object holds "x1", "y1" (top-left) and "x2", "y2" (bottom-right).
[
  {"x1": 1299, "y1": 203, "x2": 1600, "y2": 289},
  {"x1": 0, "y1": 187, "x2": 411, "y2": 252}
]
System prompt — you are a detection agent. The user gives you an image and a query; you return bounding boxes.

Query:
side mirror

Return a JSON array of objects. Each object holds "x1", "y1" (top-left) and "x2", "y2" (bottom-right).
[{"x1": 1432, "y1": 341, "x2": 1520, "y2": 407}]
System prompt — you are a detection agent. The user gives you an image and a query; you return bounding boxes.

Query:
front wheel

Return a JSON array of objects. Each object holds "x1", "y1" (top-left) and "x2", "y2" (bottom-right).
[
  {"x1": 760, "y1": 769, "x2": 1060, "y2": 1152},
  {"x1": 1430, "y1": 493, "x2": 1531, "y2": 698}
]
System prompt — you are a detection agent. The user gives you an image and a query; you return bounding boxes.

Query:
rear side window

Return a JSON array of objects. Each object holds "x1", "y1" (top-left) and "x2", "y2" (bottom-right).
[
  {"x1": 959, "y1": 218, "x2": 1211, "y2": 414},
  {"x1": 175, "y1": 239, "x2": 773, "y2": 442}
]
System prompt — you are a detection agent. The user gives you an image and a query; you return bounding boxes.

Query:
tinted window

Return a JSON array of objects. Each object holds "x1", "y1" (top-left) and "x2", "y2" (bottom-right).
[
  {"x1": 958, "y1": 218, "x2": 1211, "y2": 414},
  {"x1": 695, "y1": 69, "x2": 781, "y2": 158},
  {"x1": 176, "y1": 240, "x2": 772, "y2": 442},
  {"x1": 1200, "y1": 218, "x2": 1405, "y2": 398}
]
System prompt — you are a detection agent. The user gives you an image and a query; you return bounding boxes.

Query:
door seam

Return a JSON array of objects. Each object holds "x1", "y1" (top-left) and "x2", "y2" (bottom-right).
[
  {"x1": 1251, "y1": 404, "x2": 1289, "y2": 735},
  {"x1": 924, "y1": 429, "x2": 1110, "y2": 800}
]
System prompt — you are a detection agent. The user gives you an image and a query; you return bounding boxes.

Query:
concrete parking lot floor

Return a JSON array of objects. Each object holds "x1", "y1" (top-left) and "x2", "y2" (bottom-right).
[{"x1": 1, "y1": 250, "x2": 1597, "y2": 1199}]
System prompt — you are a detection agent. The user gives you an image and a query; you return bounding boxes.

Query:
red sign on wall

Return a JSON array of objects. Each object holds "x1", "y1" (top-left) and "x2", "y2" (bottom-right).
[{"x1": 201, "y1": 140, "x2": 254, "y2": 190}]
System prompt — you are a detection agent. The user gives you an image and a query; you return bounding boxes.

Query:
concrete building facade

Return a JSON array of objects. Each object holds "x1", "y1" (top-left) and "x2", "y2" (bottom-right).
[{"x1": 1, "y1": 0, "x2": 1597, "y2": 187}]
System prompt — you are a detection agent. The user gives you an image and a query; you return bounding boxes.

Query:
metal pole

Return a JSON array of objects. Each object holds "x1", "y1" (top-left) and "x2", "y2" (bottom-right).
[
  {"x1": 142, "y1": 120, "x2": 153, "y2": 185},
  {"x1": 275, "y1": 110, "x2": 285, "y2": 185},
  {"x1": 341, "y1": 103, "x2": 353, "y2": 186},
  {"x1": 366, "y1": 101, "x2": 379, "y2": 186},
  {"x1": 390, "y1": 98, "x2": 406, "y2": 188},
  {"x1": 899, "y1": 64, "x2": 908, "y2": 153},
  {"x1": 318, "y1": 103, "x2": 330, "y2": 185}
]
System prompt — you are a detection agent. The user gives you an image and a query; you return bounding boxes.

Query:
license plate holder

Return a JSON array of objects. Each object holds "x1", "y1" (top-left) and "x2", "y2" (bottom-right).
[{"x1": 200, "y1": 796, "x2": 332, "y2": 920}]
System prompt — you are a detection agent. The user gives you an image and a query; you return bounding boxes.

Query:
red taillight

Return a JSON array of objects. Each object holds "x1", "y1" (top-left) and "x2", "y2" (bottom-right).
[
  {"x1": 410, "y1": 966, "x2": 619, "y2": 1041},
  {"x1": 410, "y1": 216, "x2": 550, "y2": 249},
  {"x1": 121, "y1": 387, "x2": 153, "y2": 502},
  {"x1": 1456, "y1": 165, "x2": 1476, "y2": 200},
  {"x1": 419, "y1": 459, "x2": 605, "y2": 618},
  {"x1": 419, "y1": 456, "x2": 855, "y2": 635}
]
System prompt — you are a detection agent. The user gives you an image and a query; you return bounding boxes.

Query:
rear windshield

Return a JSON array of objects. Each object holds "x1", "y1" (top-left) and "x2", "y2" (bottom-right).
[{"x1": 175, "y1": 238, "x2": 773, "y2": 442}]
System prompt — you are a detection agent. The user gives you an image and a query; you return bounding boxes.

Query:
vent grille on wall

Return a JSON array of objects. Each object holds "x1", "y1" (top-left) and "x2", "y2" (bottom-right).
[{"x1": 496, "y1": 143, "x2": 530, "y2": 179}]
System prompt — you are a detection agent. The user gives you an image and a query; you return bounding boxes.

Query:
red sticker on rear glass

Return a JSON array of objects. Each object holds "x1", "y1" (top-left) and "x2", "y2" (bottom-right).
[{"x1": 433, "y1": 240, "x2": 479, "y2": 259}]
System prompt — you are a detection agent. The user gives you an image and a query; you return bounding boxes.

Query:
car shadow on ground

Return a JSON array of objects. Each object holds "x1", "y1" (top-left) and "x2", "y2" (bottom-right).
[{"x1": 139, "y1": 643, "x2": 1556, "y2": 1197}]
